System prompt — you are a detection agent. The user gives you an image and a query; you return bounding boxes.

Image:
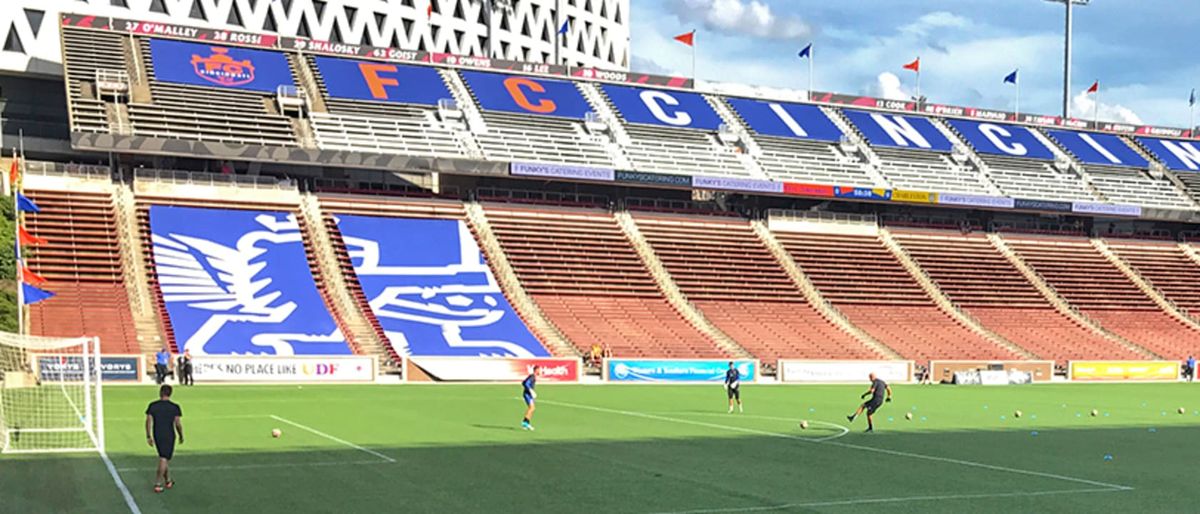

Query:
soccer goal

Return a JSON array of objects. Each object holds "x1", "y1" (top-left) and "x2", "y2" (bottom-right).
[{"x1": 0, "y1": 333, "x2": 104, "y2": 454}]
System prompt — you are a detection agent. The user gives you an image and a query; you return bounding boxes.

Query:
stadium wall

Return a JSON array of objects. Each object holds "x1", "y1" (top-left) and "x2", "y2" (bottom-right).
[
  {"x1": 930, "y1": 361, "x2": 1055, "y2": 384},
  {"x1": 777, "y1": 360, "x2": 914, "y2": 384}
]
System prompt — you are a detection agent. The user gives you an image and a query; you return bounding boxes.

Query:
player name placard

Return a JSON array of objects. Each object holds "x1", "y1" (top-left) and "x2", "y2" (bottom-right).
[{"x1": 191, "y1": 356, "x2": 377, "y2": 383}]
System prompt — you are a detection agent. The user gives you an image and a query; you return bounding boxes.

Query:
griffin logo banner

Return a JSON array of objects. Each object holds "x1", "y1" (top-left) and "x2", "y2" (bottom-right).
[
  {"x1": 459, "y1": 70, "x2": 592, "y2": 119},
  {"x1": 148, "y1": 38, "x2": 294, "y2": 93}
]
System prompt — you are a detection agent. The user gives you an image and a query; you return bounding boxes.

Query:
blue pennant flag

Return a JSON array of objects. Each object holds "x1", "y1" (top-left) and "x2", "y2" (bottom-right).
[
  {"x1": 558, "y1": 20, "x2": 569, "y2": 35},
  {"x1": 16, "y1": 192, "x2": 39, "y2": 213},
  {"x1": 798, "y1": 43, "x2": 812, "y2": 59},
  {"x1": 21, "y1": 283, "x2": 54, "y2": 305},
  {"x1": 1190, "y1": 88, "x2": 1196, "y2": 107},
  {"x1": 1004, "y1": 69, "x2": 1018, "y2": 85}
]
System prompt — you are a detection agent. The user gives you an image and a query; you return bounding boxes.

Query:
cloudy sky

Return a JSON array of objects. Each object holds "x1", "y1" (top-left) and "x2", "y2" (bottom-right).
[{"x1": 630, "y1": 0, "x2": 1200, "y2": 127}]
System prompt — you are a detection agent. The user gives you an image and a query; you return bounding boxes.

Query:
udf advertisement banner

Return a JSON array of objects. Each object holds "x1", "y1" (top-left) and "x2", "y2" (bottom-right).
[
  {"x1": 1069, "y1": 360, "x2": 1180, "y2": 382},
  {"x1": 191, "y1": 356, "x2": 377, "y2": 383},
  {"x1": 604, "y1": 359, "x2": 758, "y2": 383}
]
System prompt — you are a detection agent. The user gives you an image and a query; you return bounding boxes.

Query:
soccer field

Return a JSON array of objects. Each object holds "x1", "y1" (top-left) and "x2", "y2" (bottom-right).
[{"x1": 3, "y1": 383, "x2": 1198, "y2": 513}]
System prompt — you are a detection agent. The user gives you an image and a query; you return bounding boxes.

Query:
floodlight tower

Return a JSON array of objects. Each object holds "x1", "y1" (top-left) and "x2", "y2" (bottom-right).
[{"x1": 1045, "y1": 0, "x2": 1091, "y2": 118}]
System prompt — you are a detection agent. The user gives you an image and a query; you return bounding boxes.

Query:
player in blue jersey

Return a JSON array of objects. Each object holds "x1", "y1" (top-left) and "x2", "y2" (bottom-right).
[
  {"x1": 725, "y1": 362, "x2": 743, "y2": 413},
  {"x1": 521, "y1": 366, "x2": 539, "y2": 431}
]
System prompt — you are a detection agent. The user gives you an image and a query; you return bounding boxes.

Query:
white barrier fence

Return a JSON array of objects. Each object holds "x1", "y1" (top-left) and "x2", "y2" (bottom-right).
[{"x1": 777, "y1": 360, "x2": 914, "y2": 384}]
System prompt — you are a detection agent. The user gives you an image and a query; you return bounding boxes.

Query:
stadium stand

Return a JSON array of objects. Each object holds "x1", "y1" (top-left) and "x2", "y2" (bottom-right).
[
  {"x1": 980, "y1": 155, "x2": 1098, "y2": 202},
  {"x1": 1106, "y1": 240, "x2": 1200, "y2": 316},
  {"x1": 484, "y1": 205, "x2": 725, "y2": 358},
  {"x1": 1084, "y1": 167, "x2": 1195, "y2": 209},
  {"x1": 60, "y1": 26, "x2": 127, "y2": 134},
  {"x1": 632, "y1": 214, "x2": 879, "y2": 362},
  {"x1": 1004, "y1": 235, "x2": 1200, "y2": 357},
  {"x1": 24, "y1": 181, "x2": 140, "y2": 354},
  {"x1": 836, "y1": 110, "x2": 991, "y2": 194},
  {"x1": 775, "y1": 230, "x2": 1020, "y2": 362},
  {"x1": 893, "y1": 230, "x2": 1140, "y2": 361}
]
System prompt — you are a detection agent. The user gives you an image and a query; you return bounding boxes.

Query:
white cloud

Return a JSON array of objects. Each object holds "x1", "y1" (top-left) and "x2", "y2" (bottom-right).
[
  {"x1": 667, "y1": 0, "x2": 812, "y2": 40},
  {"x1": 873, "y1": 72, "x2": 913, "y2": 101},
  {"x1": 1071, "y1": 89, "x2": 1144, "y2": 124}
]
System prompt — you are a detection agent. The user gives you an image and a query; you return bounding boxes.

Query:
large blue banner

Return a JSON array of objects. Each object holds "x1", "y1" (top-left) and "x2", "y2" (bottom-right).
[
  {"x1": 460, "y1": 70, "x2": 590, "y2": 119},
  {"x1": 726, "y1": 98, "x2": 843, "y2": 142},
  {"x1": 842, "y1": 109, "x2": 952, "y2": 151},
  {"x1": 315, "y1": 56, "x2": 450, "y2": 106},
  {"x1": 149, "y1": 38, "x2": 293, "y2": 93},
  {"x1": 150, "y1": 206, "x2": 349, "y2": 356},
  {"x1": 948, "y1": 119, "x2": 1055, "y2": 160},
  {"x1": 335, "y1": 215, "x2": 548, "y2": 357},
  {"x1": 1136, "y1": 136, "x2": 1200, "y2": 172},
  {"x1": 1046, "y1": 129, "x2": 1148, "y2": 167},
  {"x1": 607, "y1": 359, "x2": 757, "y2": 383},
  {"x1": 600, "y1": 84, "x2": 723, "y2": 130}
]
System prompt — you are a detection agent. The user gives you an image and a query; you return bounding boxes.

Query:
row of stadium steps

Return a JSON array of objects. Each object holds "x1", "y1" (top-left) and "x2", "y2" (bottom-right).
[
  {"x1": 633, "y1": 215, "x2": 878, "y2": 362},
  {"x1": 128, "y1": 39, "x2": 300, "y2": 147},
  {"x1": 133, "y1": 201, "x2": 180, "y2": 353},
  {"x1": 776, "y1": 231, "x2": 1018, "y2": 362},
  {"x1": 304, "y1": 56, "x2": 467, "y2": 159},
  {"x1": 1080, "y1": 165, "x2": 1197, "y2": 210},
  {"x1": 59, "y1": 26, "x2": 127, "y2": 133},
  {"x1": 1004, "y1": 236, "x2": 1200, "y2": 357},
  {"x1": 976, "y1": 155, "x2": 1098, "y2": 202},
  {"x1": 1106, "y1": 240, "x2": 1200, "y2": 316},
  {"x1": 892, "y1": 231, "x2": 1141, "y2": 361},
  {"x1": 453, "y1": 74, "x2": 615, "y2": 167},
  {"x1": 24, "y1": 187, "x2": 140, "y2": 354},
  {"x1": 484, "y1": 205, "x2": 725, "y2": 358}
]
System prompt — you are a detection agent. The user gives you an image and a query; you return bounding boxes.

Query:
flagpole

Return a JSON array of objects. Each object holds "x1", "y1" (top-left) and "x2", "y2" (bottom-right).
[
  {"x1": 691, "y1": 32, "x2": 697, "y2": 83},
  {"x1": 1015, "y1": 75, "x2": 1021, "y2": 119},
  {"x1": 1094, "y1": 85, "x2": 1100, "y2": 126},
  {"x1": 916, "y1": 69, "x2": 921, "y2": 105},
  {"x1": 13, "y1": 147, "x2": 21, "y2": 335},
  {"x1": 808, "y1": 46, "x2": 814, "y2": 102}
]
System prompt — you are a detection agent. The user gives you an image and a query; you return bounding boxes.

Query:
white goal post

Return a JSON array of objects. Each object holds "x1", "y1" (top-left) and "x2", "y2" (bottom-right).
[{"x1": 0, "y1": 333, "x2": 104, "y2": 454}]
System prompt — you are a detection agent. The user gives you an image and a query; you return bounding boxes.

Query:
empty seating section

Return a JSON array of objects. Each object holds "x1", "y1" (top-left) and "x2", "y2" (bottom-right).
[
  {"x1": 1108, "y1": 241, "x2": 1200, "y2": 315},
  {"x1": 776, "y1": 232, "x2": 1016, "y2": 362},
  {"x1": 309, "y1": 57, "x2": 464, "y2": 158},
  {"x1": 622, "y1": 125, "x2": 750, "y2": 177},
  {"x1": 1167, "y1": 172, "x2": 1200, "y2": 205},
  {"x1": 753, "y1": 138, "x2": 877, "y2": 187},
  {"x1": 634, "y1": 216, "x2": 876, "y2": 361},
  {"x1": 981, "y1": 156, "x2": 1098, "y2": 201},
  {"x1": 1006, "y1": 236, "x2": 1200, "y2": 357},
  {"x1": 1084, "y1": 167, "x2": 1195, "y2": 209},
  {"x1": 871, "y1": 148, "x2": 989, "y2": 194},
  {"x1": 472, "y1": 111, "x2": 614, "y2": 166},
  {"x1": 485, "y1": 207, "x2": 723, "y2": 358},
  {"x1": 61, "y1": 27, "x2": 125, "y2": 133},
  {"x1": 24, "y1": 188, "x2": 139, "y2": 354},
  {"x1": 128, "y1": 40, "x2": 298, "y2": 146},
  {"x1": 893, "y1": 231, "x2": 1138, "y2": 361}
]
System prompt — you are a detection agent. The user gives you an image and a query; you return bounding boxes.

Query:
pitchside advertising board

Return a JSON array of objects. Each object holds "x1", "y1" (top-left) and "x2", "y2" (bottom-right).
[
  {"x1": 314, "y1": 56, "x2": 451, "y2": 106},
  {"x1": 600, "y1": 84, "x2": 723, "y2": 130},
  {"x1": 725, "y1": 98, "x2": 843, "y2": 142},
  {"x1": 1045, "y1": 129, "x2": 1149, "y2": 168},
  {"x1": 778, "y1": 360, "x2": 913, "y2": 384},
  {"x1": 191, "y1": 356, "x2": 377, "y2": 383},
  {"x1": 407, "y1": 357, "x2": 580, "y2": 382},
  {"x1": 604, "y1": 359, "x2": 758, "y2": 383},
  {"x1": 33, "y1": 355, "x2": 142, "y2": 382},
  {"x1": 460, "y1": 71, "x2": 591, "y2": 119},
  {"x1": 148, "y1": 38, "x2": 294, "y2": 93},
  {"x1": 840, "y1": 109, "x2": 953, "y2": 152},
  {"x1": 1069, "y1": 360, "x2": 1180, "y2": 382},
  {"x1": 945, "y1": 119, "x2": 1055, "y2": 160}
]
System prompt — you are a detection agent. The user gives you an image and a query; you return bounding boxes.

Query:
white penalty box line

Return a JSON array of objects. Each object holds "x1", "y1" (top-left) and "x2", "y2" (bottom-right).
[
  {"x1": 269, "y1": 414, "x2": 396, "y2": 463},
  {"x1": 542, "y1": 400, "x2": 1134, "y2": 495}
]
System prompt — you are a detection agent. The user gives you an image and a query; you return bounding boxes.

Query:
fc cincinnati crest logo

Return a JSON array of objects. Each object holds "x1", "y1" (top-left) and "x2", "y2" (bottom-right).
[{"x1": 190, "y1": 47, "x2": 256, "y2": 87}]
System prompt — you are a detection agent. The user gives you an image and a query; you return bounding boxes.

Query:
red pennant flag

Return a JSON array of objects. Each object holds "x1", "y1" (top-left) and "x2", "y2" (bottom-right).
[
  {"x1": 20, "y1": 264, "x2": 46, "y2": 286},
  {"x1": 8, "y1": 156, "x2": 17, "y2": 186},
  {"x1": 427, "y1": 2, "x2": 434, "y2": 18},
  {"x1": 1086, "y1": 80, "x2": 1099, "y2": 94},
  {"x1": 674, "y1": 30, "x2": 695, "y2": 47},
  {"x1": 902, "y1": 57, "x2": 920, "y2": 72},
  {"x1": 18, "y1": 226, "x2": 47, "y2": 246}
]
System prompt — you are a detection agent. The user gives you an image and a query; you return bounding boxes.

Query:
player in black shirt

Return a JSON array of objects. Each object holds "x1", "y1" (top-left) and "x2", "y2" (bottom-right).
[
  {"x1": 725, "y1": 362, "x2": 742, "y2": 413},
  {"x1": 145, "y1": 384, "x2": 184, "y2": 493},
  {"x1": 847, "y1": 373, "x2": 892, "y2": 432}
]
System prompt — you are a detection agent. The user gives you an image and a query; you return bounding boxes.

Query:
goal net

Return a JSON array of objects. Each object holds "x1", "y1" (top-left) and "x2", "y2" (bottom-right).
[{"x1": 0, "y1": 333, "x2": 104, "y2": 454}]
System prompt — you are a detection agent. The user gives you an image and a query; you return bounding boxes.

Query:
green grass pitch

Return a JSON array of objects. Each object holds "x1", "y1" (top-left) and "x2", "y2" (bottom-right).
[{"x1": 3, "y1": 383, "x2": 1199, "y2": 513}]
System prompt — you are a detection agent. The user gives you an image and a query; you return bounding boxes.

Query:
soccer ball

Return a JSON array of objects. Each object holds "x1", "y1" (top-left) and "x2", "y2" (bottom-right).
[
  {"x1": 905, "y1": 412, "x2": 913, "y2": 420},
  {"x1": 1179, "y1": 407, "x2": 1187, "y2": 415},
  {"x1": 799, "y1": 421, "x2": 809, "y2": 430},
  {"x1": 1090, "y1": 409, "x2": 1099, "y2": 417},
  {"x1": 271, "y1": 428, "x2": 282, "y2": 438},
  {"x1": 1014, "y1": 410, "x2": 1022, "y2": 418}
]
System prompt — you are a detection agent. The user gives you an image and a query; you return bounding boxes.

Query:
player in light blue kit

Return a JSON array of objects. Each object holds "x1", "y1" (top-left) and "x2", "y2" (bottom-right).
[{"x1": 521, "y1": 366, "x2": 539, "y2": 430}]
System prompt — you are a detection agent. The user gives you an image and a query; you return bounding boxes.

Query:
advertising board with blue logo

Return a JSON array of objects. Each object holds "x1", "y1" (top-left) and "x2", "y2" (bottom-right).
[
  {"x1": 600, "y1": 84, "x2": 723, "y2": 130},
  {"x1": 605, "y1": 359, "x2": 758, "y2": 383},
  {"x1": 35, "y1": 355, "x2": 142, "y2": 382},
  {"x1": 460, "y1": 70, "x2": 591, "y2": 119},
  {"x1": 1045, "y1": 129, "x2": 1147, "y2": 167},
  {"x1": 725, "y1": 98, "x2": 843, "y2": 142},
  {"x1": 148, "y1": 38, "x2": 294, "y2": 93},
  {"x1": 1135, "y1": 136, "x2": 1200, "y2": 171},
  {"x1": 841, "y1": 110, "x2": 952, "y2": 152},
  {"x1": 314, "y1": 56, "x2": 450, "y2": 106},
  {"x1": 947, "y1": 119, "x2": 1055, "y2": 160}
]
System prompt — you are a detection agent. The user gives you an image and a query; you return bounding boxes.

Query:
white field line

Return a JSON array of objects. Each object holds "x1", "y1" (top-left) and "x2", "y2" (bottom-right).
[
  {"x1": 649, "y1": 487, "x2": 1130, "y2": 514},
  {"x1": 542, "y1": 400, "x2": 1134, "y2": 492},
  {"x1": 107, "y1": 414, "x2": 267, "y2": 422},
  {"x1": 269, "y1": 414, "x2": 395, "y2": 463},
  {"x1": 116, "y1": 459, "x2": 390, "y2": 473},
  {"x1": 651, "y1": 412, "x2": 849, "y2": 442},
  {"x1": 100, "y1": 451, "x2": 142, "y2": 514}
]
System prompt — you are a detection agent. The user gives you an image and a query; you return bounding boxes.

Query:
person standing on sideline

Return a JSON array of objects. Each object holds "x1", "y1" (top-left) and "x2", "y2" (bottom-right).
[
  {"x1": 154, "y1": 347, "x2": 171, "y2": 385},
  {"x1": 177, "y1": 350, "x2": 194, "y2": 386},
  {"x1": 521, "y1": 366, "x2": 538, "y2": 431},
  {"x1": 1187, "y1": 355, "x2": 1196, "y2": 382},
  {"x1": 725, "y1": 362, "x2": 743, "y2": 413},
  {"x1": 146, "y1": 385, "x2": 184, "y2": 493}
]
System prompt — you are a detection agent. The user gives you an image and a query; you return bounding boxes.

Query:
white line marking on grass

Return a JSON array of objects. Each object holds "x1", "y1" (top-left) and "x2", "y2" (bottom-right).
[
  {"x1": 652, "y1": 412, "x2": 849, "y2": 442},
  {"x1": 269, "y1": 415, "x2": 396, "y2": 463},
  {"x1": 649, "y1": 487, "x2": 1130, "y2": 514},
  {"x1": 116, "y1": 459, "x2": 391, "y2": 473},
  {"x1": 107, "y1": 414, "x2": 267, "y2": 422},
  {"x1": 100, "y1": 451, "x2": 142, "y2": 514},
  {"x1": 543, "y1": 400, "x2": 1133, "y2": 492}
]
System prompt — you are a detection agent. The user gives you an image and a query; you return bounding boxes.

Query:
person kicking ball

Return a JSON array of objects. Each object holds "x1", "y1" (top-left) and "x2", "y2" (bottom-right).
[{"x1": 847, "y1": 373, "x2": 891, "y2": 433}]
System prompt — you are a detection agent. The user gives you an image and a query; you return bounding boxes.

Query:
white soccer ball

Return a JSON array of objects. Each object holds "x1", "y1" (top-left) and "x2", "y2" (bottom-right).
[
  {"x1": 1179, "y1": 407, "x2": 1187, "y2": 415},
  {"x1": 271, "y1": 428, "x2": 282, "y2": 438},
  {"x1": 1091, "y1": 409, "x2": 1099, "y2": 417},
  {"x1": 1014, "y1": 410, "x2": 1022, "y2": 418},
  {"x1": 799, "y1": 420, "x2": 809, "y2": 430},
  {"x1": 905, "y1": 412, "x2": 913, "y2": 420}
]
